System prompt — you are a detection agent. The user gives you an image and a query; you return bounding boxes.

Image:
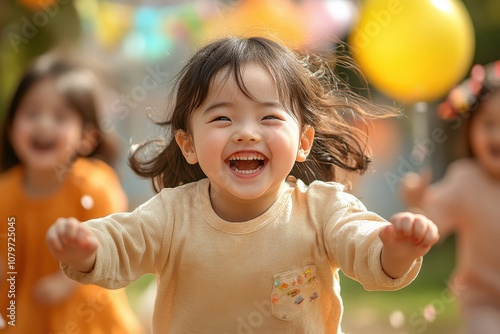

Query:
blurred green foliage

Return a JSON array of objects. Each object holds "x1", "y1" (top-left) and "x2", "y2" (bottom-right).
[{"x1": 0, "y1": 0, "x2": 81, "y2": 117}]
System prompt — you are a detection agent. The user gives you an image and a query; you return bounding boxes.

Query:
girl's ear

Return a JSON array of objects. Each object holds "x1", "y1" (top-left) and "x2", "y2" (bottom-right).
[
  {"x1": 78, "y1": 127, "x2": 100, "y2": 156},
  {"x1": 175, "y1": 130, "x2": 198, "y2": 164},
  {"x1": 296, "y1": 126, "x2": 315, "y2": 162}
]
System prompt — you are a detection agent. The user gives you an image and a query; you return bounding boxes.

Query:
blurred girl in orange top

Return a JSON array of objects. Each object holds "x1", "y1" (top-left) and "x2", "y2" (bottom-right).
[{"x1": 0, "y1": 51, "x2": 142, "y2": 333}]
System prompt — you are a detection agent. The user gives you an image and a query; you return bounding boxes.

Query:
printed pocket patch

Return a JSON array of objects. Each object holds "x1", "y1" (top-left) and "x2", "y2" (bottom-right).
[{"x1": 271, "y1": 265, "x2": 320, "y2": 321}]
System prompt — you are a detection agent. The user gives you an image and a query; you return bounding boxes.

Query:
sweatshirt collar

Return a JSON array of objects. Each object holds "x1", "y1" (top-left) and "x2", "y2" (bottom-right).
[{"x1": 196, "y1": 178, "x2": 294, "y2": 234}]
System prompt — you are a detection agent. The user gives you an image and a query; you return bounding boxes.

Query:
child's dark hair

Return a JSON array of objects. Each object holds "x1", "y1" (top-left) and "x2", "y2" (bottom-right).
[
  {"x1": 129, "y1": 36, "x2": 399, "y2": 192},
  {"x1": 438, "y1": 61, "x2": 500, "y2": 158},
  {"x1": 0, "y1": 51, "x2": 117, "y2": 172}
]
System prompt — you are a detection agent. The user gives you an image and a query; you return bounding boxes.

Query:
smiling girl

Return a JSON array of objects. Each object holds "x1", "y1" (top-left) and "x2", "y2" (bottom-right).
[{"x1": 46, "y1": 37, "x2": 438, "y2": 333}]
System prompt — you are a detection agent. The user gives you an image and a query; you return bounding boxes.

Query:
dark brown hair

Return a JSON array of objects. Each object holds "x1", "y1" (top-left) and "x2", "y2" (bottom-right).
[
  {"x1": 129, "y1": 36, "x2": 399, "y2": 192},
  {"x1": 440, "y1": 61, "x2": 500, "y2": 159},
  {"x1": 0, "y1": 51, "x2": 117, "y2": 172}
]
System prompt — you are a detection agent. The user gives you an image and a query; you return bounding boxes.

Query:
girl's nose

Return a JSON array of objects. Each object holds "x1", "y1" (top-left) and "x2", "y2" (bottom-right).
[
  {"x1": 232, "y1": 124, "x2": 262, "y2": 142},
  {"x1": 36, "y1": 114, "x2": 55, "y2": 131}
]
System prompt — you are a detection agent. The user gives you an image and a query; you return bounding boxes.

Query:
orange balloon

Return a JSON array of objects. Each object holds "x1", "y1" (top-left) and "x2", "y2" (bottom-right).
[
  {"x1": 17, "y1": 0, "x2": 57, "y2": 11},
  {"x1": 201, "y1": 0, "x2": 307, "y2": 49}
]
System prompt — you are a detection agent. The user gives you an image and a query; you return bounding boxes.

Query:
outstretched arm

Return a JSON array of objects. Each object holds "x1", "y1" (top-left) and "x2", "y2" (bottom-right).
[
  {"x1": 379, "y1": 212, "x2": 439, "y2": 279},
  {"x1": 46, "y1": 217, "x2": 99, "y2": 273},
  {"x1": 401, "y1": 168, "x2": 432, "y2": 212},
  {"x1": 401, "y1": 162, "x2": 465, "y2": 239}
]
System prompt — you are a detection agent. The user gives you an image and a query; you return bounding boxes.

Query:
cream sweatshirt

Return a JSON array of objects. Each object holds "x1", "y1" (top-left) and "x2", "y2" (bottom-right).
[{"x1": 63, "y1": 178, "x2": 421, "y2": 333}]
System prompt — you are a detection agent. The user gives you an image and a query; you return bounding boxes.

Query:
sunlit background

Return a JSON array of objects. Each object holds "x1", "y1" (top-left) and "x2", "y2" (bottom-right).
[{"x1": 1, "y1": 0, "x2": 500, "y2": 333}]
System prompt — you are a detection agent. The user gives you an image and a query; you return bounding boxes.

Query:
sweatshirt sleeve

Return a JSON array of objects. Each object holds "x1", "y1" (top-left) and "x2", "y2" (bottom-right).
[
  {"x1": 62, "y1": 192, "x2": 173, "y2": 289},
  {"x1": 324, "y1": 195, "x2": 421, "y2": 291}
]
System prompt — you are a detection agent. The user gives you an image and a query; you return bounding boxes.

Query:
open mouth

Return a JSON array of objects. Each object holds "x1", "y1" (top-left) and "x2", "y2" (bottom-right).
[
  {"x1": 31, "y1": 138, "x2": 56, "y2": 152},
  {"x1": 227, "y1": 152, "x2": 267, "y2": 175}
]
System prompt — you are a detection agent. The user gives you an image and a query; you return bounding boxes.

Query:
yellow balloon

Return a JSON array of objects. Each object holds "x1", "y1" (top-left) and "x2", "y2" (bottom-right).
[
  {"x1": 97, "y1": 2, "x2": 133, "y2": 49},
  {"x1": 349, "y1": 0, "x2": 475, "y2": 103}
]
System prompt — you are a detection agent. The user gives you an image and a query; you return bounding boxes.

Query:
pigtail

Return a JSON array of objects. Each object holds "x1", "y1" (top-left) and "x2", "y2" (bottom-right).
[
  {"x1": 289, "y1": 46, "x2": 400, "y2": 183},
  {"x1": 129, "y1": 137, "x2": 206, "y2": 192}
]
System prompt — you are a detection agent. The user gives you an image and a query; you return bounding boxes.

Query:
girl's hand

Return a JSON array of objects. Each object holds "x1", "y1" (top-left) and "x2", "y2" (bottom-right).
[
  {"x1": 379, "y1": 212, "x2": 439, "y2": 278},
  {"x1": 33, "y1": 271, "x2": 78, "y2": 305},
  {"x1": 46, "y1": 217, "x2": 98, "y2": 273},
  {"x1": 400, "y1": 168, "x2": 432, "y2": 209}
]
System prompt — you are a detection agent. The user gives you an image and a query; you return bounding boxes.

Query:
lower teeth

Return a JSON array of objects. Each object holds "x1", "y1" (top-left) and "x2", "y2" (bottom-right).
[{"x1": 233, "y1": 165, "x2": 263, "y2": 174}]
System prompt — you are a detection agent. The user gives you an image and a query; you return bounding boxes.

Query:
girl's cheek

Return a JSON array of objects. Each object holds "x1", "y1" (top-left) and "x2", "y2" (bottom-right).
[{"x1": 15, "y1": 125, "x2": 31, "y2": 139}]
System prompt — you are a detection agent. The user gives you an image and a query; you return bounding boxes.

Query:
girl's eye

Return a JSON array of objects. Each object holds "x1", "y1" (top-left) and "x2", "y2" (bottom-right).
[
  {"x1": 212, "y1": 116, "x2": 231, "y2": 122},
  {"x1": 262, "y1": 115, "x2": 280, "y2": 120},
  {"x1": 480, "y1": 119, "x2": 495, "y2": 132},
  {"x1": 55, "y1": 113, "x2": 69, "y2": 123},
  {"x1": 23, "y1": 109, "x2": 39, "y2": 119},
  {"x1": 55, "y1": 106, "x2": 80, "y2": 123}
]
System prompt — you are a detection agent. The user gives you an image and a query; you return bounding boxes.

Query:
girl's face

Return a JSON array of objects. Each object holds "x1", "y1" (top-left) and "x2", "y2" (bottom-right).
[
  {"x1": 470, "y1": 90, "x2": 500, "y2": 179},
  {"x1": 177, "y1": 63, "x2": 313, "y2": 210},
  {"x1": 9, "y1": 78, "x2": 85, "y2": 174}
]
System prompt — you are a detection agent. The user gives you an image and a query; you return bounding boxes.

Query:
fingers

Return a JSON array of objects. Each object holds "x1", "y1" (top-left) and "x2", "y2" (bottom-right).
[
  {"x1": 401, "y1": 169, "x2": 433, "y2": 209},
  {"x1": 46, "y1": 217, "x2": 90, "y2": 253},
  {"x1": 402, "y1": 172, "x2": 421, "y2": 189},
  {"x1": 411, "y1": 216, "x2": 427, "y2": 244},
  {"x1": 421, "y1": 221, "x2": 439, "y2": 247},
  {"x1": 420, "y1": 167, "x2": 433, "y2": 187},
  {"x1": 390, "y1": 212, "x2": 439, "y2": 247},
  {"x1": 378, "y1": 224, "x2": 395, "y2": 245},
  {"x1": 46, "y1": 218, "x2": 68, "y2": 252},
  {"x1": 390, "y1": 212, "x2": 414, "y2": 238},
  {"x1": 56, "y1": 218, "x2": 76, "y2": 246},
  {"x1": 402, "y1": 168, "x2": 432, "y2": 190}
]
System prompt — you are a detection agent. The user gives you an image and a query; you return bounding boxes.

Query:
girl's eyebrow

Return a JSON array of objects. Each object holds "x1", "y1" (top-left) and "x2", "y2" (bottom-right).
[
  {"x1": 203, "y1": 101, "x2": 231, "y2": 115},
  {"x1": 203, "y1": 101, "x2": 283, "y2": 115},
  {"x1": 260, "y1": 101, "x2": 283, "y2": 109}
]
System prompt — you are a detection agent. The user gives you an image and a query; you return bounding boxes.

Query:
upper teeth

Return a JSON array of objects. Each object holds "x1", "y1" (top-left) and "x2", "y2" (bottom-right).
[{"x1": 229, "y1": 155, "x2": 265, "y2": 161}]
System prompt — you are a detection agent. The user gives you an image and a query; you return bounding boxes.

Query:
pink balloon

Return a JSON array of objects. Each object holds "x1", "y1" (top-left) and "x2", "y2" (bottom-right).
[
  {"x1": 324, "y1": 0, "x2": 358, "y2": 38},
  {"x1": 303, "y1": 0, "x2": 358, "y2": 50}
]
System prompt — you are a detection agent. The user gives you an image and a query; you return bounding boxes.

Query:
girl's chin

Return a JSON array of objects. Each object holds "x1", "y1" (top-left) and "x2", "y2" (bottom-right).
[
  {"x1": 212, "y1": 183, "x2": 269, "y2": 201},
  {"x1": 24, "y1": 158, "x2": 67, "y2": 174}
]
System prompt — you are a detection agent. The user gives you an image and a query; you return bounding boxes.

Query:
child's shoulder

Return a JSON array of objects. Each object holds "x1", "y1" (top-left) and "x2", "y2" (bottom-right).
[
  {"x1": 300, "y1": 178, "x2": 346, "y2": 193},
  {"x1": 69, "y1": 158, "x2": 127, "y2": 212},
  {"x1": 157, "y1": 178, "x2": 207, "y2": 197},
  {"x1": 138, "y1": 179, "x2": 206, "y2": 213},
  {"x1": 446, "y1": 158, "x2": 482, "y2": 180},
  {"x1": 290, "y1": 177, "x2": 365, "y2": 209},
  {"x1": 68, "y1": 158, "x2": 123, "y2": 196},
  {"x1": 0, "y1": 165, "x2": 22, "y2": 191},
  {"x1": 439, "y1": 158, "x2": 487, "y2": 194},
  {"x1": 71, "y1": 158, "x2": 120, "y2": 182}
]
